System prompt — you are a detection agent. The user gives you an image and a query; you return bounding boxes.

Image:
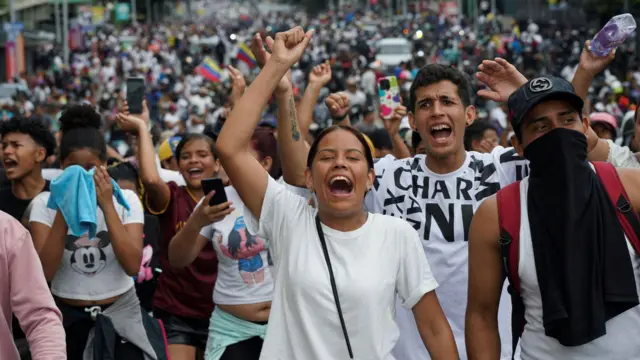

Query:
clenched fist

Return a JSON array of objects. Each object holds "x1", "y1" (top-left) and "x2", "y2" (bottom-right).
[
  {"x1": 325, "y1": 93, "x2": 350, "y2": 120},
  {"x1": 271, "y1": 27, "x2": 314, "y2": 68}
]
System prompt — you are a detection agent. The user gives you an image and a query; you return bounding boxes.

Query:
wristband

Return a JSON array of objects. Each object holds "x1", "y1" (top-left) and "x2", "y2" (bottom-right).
[{"x1": 332, "y1": 113, "x2": 348, "y2": 122}]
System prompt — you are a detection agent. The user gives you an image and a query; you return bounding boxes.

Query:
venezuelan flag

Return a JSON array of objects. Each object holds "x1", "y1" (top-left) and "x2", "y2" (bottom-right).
[
  {"x1": 198, "y1": 57, "x2": 223, "y2": 83},
  {"x1": 236, "y1": 43, "x2": 257, "y2": 68}
]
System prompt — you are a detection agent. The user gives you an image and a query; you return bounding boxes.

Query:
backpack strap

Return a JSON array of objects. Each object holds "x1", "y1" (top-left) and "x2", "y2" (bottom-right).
[
  {"x1": 593, "y1": 162, "x2": 640, "y2": 256},
  {"x1": 496, "y1": 181, "x2": 525, "y2": 359}
]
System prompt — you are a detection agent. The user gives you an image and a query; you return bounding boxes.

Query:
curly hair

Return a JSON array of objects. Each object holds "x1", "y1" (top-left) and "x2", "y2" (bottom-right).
[
  {"x1": 58, "y1": 104, "x2": 106, "y2": 161},
  {"x1": 0, "y1": 116, "x2": 56, "y2": 157}
]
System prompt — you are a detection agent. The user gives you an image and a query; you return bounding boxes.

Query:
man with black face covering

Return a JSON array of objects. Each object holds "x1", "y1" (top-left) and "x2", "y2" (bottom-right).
[{"x1": 465, "y1": 76, "x2": 640, "y2": 360}]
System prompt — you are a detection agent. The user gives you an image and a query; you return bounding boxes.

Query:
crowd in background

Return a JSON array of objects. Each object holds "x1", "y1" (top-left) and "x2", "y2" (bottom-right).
[
  {"x1": 1, "y1": 3, "x2": 640, "y2": 360},
  {"x1": 2, "y1": 4, "x2": 640, "y2": 162}
]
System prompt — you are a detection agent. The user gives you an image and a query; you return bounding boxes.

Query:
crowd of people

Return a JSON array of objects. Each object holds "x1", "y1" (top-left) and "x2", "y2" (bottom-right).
[{"x1": 1, "y1": 4, "x2": 640, "y2": 360}]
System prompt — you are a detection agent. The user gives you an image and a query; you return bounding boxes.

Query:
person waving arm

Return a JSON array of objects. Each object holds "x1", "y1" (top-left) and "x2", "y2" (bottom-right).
[{"x1": 215, "y1": 27, "x2": 313, "y2": 219}]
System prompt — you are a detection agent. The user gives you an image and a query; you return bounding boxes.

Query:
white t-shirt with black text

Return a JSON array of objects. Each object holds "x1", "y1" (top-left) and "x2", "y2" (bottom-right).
[
  {"x1": 366, "y1": 147, "x2": 528, "y2": 360},
  {"x1": 29, "y1": 190, "x2": 145, "y2": 301},
  {"x1": 246, "y1": 176, "x2": 438, "y2": 360}
]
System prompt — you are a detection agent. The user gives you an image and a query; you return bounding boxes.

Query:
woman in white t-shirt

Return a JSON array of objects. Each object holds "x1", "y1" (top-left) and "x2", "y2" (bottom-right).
[
  {"x1": 169, "y1": 128, "x2": 285, "y2": 360},
  {"x1": 29, "y1": 105, "x2": 167, "y2": 360},
  {"x1": 214, "y1": 27, "x2": 458, "y2": 360}
]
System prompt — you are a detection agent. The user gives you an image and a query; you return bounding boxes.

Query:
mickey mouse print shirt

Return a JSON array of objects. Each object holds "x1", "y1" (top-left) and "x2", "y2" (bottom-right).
[{"x1": 30, "y1": 190, "x2": 145, "y2": 301}]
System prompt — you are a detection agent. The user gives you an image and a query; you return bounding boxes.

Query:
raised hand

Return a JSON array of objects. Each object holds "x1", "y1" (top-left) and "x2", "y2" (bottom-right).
[
  {"x1": 251, "y1": 33, "x2": 271, "y2": 69},
  {"x1": 228, "y1": 65, "x2": 246, "y2": 106},
  {"x1": 271, "y1": 27, "x2": 313, "y2": 68},
  {"x1": 580, "y1": 40, "x2": 616, "y2": 77},
  {"x1": 253, "y1": 33, "x2": 293, "y2": 93},
  {"x1": 325, "y1": 93, "x2": 350, "y2": 119},
  {"x1": 476, "y1": 58, "x2": 528, "y2": 103},
  {"x1": 309, "y1": 60, "x2": 332, "y2": 87},
  {"x1": 116, "y1": 100, "x2": 148, "y2": 133},
  {"x1": 476, "y1": 139, "x2": 496, "y2": 153},
  {"x1": 94, "y1": 166, "x2": 114, "y2": 209},
  {"x1": 383, "y1": 104, "x2": 407, "y2": 136}
]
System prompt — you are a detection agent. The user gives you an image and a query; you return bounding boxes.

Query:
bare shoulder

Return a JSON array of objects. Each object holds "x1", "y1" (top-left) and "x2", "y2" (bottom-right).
[
  {"x1": 470, "y1": 196, "x2": 500, "y2": 246},
  {"x1": 617, "y1": 168, "x2": 640, "y2": 212}
]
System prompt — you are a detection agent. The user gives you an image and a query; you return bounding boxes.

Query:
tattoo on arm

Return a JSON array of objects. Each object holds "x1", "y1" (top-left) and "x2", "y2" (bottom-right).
[{"x1": 289, "y1": 95, "x2": 301, "y2": 141}]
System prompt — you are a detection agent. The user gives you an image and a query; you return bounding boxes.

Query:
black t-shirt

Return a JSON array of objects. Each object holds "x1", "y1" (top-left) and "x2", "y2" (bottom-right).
[
  {"x1": 0, "y1": 181, "x2": 50, "y2": 221},
  {"x1": 136, "y1": 213, "x2": 161, "y2": 312}
]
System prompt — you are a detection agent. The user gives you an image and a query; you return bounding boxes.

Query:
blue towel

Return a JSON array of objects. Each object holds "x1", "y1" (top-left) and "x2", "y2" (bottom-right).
[{"x1": 47, "y1": 165, "x2": 130, "y2": 239}]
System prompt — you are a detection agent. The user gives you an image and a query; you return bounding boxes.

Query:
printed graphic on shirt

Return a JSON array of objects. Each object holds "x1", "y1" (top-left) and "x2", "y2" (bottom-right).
[
  {"x1": 136, "y1": 244, "x2": 154, "y2": 283},
  {"x1": 214, "y1": 216, "x2": 267, "y2": 285},
  {"x1": 64, "y1": 231, "x2": 111, "y2": 276},
  {"x1": 371, "y1": 149, "x2": 528, "y2": 243}
]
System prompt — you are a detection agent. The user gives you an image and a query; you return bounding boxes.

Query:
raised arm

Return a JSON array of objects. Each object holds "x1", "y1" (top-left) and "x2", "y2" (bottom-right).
[
  {"x1": 325, "y1": 92, "x2": 353, "y2": 127},
  {"x1": 94, "y1": 166, "x2": 143, "y2": 276},
  {"x1": 250, "y1": 33, "x2": 310, "y2": 187},
  {"x1": 116, "y1": 102, "x2": 171, "y2": 213},
  {"x1": 475, "y1": 58, "x2": 528, "y2": 103},
  {"x1": 298, "y1": 61, "x2": 332, "y2": 138},
  {"x1": 465, "y1": 196, "x2": 504, "y2": 360},
  {"x1": 216, "y1": 27, "x2": 313, "y2": 218},
  {"x1": 570, "y1": 41, "x2": 618, "y2": 162},
  {"x1": 383, "y1": 105, "x2": 412, "y2": 159}
]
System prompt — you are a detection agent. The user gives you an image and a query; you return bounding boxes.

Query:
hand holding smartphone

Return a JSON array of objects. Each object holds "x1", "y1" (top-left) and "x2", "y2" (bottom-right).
[
  {"x1": 201, "y1": 178, "x2": 228, "y2": 206},
  {"x1": 126, "y1": 77, "x2": 145, "y2": 115},
  {"x1": 378, "y1": 76, "x2": 402, "y2": 120}
]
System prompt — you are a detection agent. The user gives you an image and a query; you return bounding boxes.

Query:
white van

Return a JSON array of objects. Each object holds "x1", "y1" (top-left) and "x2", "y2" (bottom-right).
[{"x1": 375, "y1": 38, "x2": 413, "y2": 68}]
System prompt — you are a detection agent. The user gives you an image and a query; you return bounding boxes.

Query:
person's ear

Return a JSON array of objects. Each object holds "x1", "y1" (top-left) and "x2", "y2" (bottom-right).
[
  {"x1": 366, "y1": 168, "x2": 375, "y2": 192},
  {"x1": 581, "y1": 115, "x2": 591, "y2": 135},
  {"x1": 304, "y1": 167, "x2": 314, "y2": 193},
  {"x1": 261, "y1": 156, "x2": 273, "y2": 173},
  {"x1": 35, "y1": 147, "x2": 46, "y2": 163},
  {"x1": 408, "y1": 111, "x2": 416, "y2": 131},
  {"x1": 512, "y1": 135, "x2": 524, "y2": 157},
  {"x1": 465, "y1": 105, "x2": 476, "y2": 127},
  {"x1": 212, "y1": 158, "x2": 221, "y2": 174}
]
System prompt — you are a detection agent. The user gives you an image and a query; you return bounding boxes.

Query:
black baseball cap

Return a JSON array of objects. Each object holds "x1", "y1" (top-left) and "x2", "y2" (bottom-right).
[{"x1": 507, "y1": 76, "x2": 584, "y2": 131}]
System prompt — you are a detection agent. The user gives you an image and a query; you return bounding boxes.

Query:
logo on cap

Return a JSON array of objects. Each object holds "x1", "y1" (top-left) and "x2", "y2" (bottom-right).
[{"x1": 529, "y1": 77, "x2": 553, "y2": 93}]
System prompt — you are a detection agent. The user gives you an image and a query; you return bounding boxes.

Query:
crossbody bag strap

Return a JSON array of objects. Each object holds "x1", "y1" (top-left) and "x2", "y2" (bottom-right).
[{"x1": 315, "y1": 215, "x2": 354, "y2": 359}]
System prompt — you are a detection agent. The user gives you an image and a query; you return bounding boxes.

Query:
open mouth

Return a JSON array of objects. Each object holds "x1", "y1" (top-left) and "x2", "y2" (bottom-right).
[
  {"x1": 3, "y1": 159, "x2": 18, "y2": 170},
  {"x1": 430, "y1": 124, "x2": 453, "y2": 143},
  {"x1": 328, "y1": 175, "x2": 354, "y2": 196},
  {"x1": 187, "y1": 168, "x2": 204, "y2": 178}
]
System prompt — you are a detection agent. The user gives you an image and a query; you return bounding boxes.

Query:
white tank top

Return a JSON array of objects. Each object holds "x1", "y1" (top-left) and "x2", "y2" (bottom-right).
[{"x1": 517, "y1": 177, "x2": 640, "y2": 360}]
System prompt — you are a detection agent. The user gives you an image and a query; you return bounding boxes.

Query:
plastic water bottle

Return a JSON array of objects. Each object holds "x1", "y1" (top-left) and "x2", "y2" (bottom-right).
[{"x1": 590, "y1": 13, "x2": 637, "y2": 57}]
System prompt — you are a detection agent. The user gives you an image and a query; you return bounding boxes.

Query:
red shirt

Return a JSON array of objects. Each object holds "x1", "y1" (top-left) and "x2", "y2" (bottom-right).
[{"x1": 151, "y1": 182, "x2": 218, "y2": 319}]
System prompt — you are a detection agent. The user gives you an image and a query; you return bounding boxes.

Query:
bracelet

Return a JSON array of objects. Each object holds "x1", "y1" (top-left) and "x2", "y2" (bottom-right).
[{"x1": 332, "y1": 113, "x2": 348, "y2": 122}]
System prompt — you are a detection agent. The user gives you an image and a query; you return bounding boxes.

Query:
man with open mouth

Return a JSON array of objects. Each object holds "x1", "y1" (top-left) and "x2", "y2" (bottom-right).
[
  {"x1": 0, "y1": 116, "x2": 56, "y2": 223},
  {"x1": 0, "y1": 115, "x2": 58, "y2": 359},
  {"x1": 365, "y1": 63, "x2": 528, "y2": 360}
]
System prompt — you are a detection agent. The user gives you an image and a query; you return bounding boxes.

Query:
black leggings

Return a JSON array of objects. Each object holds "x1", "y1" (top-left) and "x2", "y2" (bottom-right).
[
  {"x1": 57, "y1": 301, "x2": 143, "y2": 360},
  {"x1": 219, "y1": 336, "x2": 264, "y2": 360}
]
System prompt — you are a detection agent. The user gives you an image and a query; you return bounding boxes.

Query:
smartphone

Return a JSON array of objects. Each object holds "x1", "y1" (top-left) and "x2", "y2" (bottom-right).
[
  {"x1": 378, "y1": 76, "x2": 402, "y2": 120},
  {"x1": 126, "y1": 77, "x2": 145, "y2": 114},
  {"x1": 201, "y1": 178, "x2": 228, "y2": 206}
]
